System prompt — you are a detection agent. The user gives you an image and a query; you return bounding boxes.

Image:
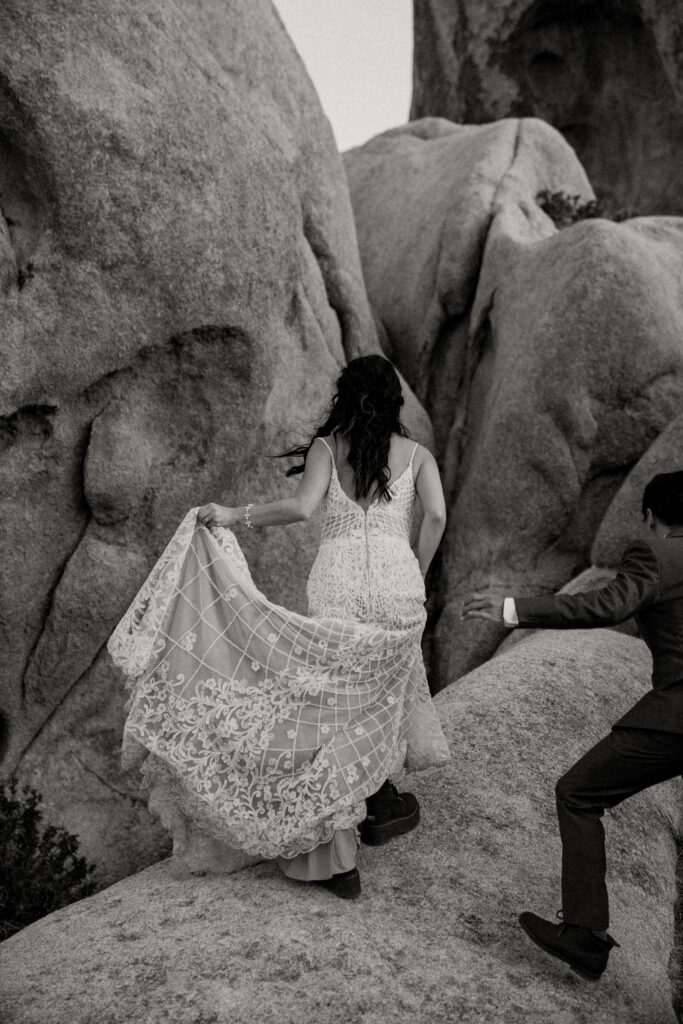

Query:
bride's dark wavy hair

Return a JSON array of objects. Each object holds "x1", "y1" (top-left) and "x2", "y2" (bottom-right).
[{"x1": 278, "y1": 354, "x2": 409, "y2": 501}]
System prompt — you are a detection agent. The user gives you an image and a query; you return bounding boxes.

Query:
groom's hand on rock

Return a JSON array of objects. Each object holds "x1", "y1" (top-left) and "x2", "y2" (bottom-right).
[{"x1": 461, "y1": 592, "x2": 505, "y2": 623}]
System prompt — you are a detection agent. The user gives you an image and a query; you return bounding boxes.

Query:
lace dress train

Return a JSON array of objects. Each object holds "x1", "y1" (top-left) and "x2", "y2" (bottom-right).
[{"x1": 108, "y1": 439, "x2": 449, "y2": 875}]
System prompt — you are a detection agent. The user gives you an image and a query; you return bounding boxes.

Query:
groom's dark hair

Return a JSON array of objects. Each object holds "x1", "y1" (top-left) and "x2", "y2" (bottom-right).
[{"x1": 642, "y1": 471, "x2": 683, "y2": 525}]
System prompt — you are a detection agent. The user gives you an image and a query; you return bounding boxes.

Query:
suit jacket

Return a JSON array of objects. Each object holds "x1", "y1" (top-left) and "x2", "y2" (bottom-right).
[{"x1": 515, "y1": 530, "x2": 683, "y2": 734}]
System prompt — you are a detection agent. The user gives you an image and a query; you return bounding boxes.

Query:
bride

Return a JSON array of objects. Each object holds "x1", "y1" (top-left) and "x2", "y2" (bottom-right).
[{"x1": 108, "y1": 355, "x2": 449, "y2": 899}]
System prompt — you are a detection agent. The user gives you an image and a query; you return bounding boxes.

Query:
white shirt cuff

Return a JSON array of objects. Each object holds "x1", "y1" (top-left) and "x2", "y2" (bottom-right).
[{"x1": 503, "y1": 597, "x2": 519, "y2": 628}]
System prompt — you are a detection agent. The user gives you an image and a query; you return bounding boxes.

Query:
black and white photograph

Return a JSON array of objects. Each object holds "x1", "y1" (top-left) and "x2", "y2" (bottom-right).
[{"x1": 1, "y1": 1, "x2": 682, "y2": 1021}]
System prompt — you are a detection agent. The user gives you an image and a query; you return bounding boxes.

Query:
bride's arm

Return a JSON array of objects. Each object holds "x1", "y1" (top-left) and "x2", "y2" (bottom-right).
[
  {"x1": 414, "y1": 449, "x2": 447, "y2": 578},
  {"x1": 197, "y1": 438, "x2": 332, "y2": 529}
]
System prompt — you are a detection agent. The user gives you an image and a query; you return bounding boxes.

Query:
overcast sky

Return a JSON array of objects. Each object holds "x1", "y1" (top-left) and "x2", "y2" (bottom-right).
[{"x1": 272, "y1": 0, "x2": 413, "y2": 152}]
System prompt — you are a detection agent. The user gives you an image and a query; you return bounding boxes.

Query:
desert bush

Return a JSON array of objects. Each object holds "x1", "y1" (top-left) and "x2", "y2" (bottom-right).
[
  {"x1": 0, "y1": 779, "x2": 96, "y2": 941},
  {"x1": 536, "y1": 189, "x2": 634, "y2": 228}
]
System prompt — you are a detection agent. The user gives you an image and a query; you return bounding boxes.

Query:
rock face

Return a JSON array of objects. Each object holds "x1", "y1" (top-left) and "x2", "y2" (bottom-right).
[
  {"x1": 411, "y1": 0, "x2": 683, "y2": 215},
  {"x1": 345, "y1": 120, "x2": 683, "y2": 687},
  {"x1": 0, "y1": 0, "x2": 425, "y2": 884},
  {"x1": 434, "y1": 213, "x2": 683, "y2": 684},
  {"x1": 344, "y1": 117, "x2": 593, "y2": 453},
  {"x1": 0, "y1": 630, "x2": 679, "y2": 1023},
  {"x1": 593, "y1": 412, "x2": 683, "y2": 566}
]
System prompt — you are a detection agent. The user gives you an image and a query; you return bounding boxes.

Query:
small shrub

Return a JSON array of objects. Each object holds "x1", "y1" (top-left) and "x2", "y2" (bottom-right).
[
  {"x1": 536, "y1": 189, "x2": 634, "y2": 228},
  {"x1": 0, "y1": 779, "x2": 96, "y2": 941}
]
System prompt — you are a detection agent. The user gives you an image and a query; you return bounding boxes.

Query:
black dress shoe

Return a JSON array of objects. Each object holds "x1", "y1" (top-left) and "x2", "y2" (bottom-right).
[
  {"x1": 313, "y1": 868, "x2": 361, "y2": 900},
  {"x1": 518, "y1": 911, "x2": 619, "y2": 980},
  {"x1": 359, "y1": 780, "x2": 420, "y2": 846}
]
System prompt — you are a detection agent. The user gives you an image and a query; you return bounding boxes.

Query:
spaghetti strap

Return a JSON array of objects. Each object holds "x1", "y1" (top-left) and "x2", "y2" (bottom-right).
[
  {"x1": 408, "y1": 442, "x2": 419, "y2": 468},
  {"x1": 316, "y1": 436, "x2": 335, "y2": 463}
]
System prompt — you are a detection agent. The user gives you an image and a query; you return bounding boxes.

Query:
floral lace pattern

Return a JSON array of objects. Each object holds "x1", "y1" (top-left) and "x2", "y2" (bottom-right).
[
  {"x1": 108, "y1": 444, "x2": 449, "y2": 861},
  {"x1": 307, "y1": 439, "x2": 426, "y2": 627}
]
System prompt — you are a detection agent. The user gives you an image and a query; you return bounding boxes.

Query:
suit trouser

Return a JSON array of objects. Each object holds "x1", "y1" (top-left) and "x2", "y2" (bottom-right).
[{"x1": 555, "y1": 726, "x2": 683, "y2": 930}]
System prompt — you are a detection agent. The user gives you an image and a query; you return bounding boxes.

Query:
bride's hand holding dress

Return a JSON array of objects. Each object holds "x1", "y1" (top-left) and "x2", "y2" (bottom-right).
[{"x1": 196, "y1": 504, "x2": 242, "y2": 530}]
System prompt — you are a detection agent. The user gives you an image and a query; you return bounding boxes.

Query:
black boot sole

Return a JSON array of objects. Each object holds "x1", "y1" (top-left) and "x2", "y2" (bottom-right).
[
  {"x1": 359, "y1": 805, "x2": 420, "y2": 846},
  {"x1": 518, "y1": 914, "x2": 604, "y2": 981},
  {"x1": 312, "y1": 869, "x2": 361, "y2": 900}
]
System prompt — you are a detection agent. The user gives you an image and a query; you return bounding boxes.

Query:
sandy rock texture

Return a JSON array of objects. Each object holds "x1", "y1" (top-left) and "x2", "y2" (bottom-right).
[
  {"x1": 0, "y1": 0, "x2": 418, "y2": 884},
  {"x1": 345, "y1": 121, "x2": 683, "y2": 687},
  {"x1": 411, "y1": 0, "x2": 683, "y2": 215},
  {"x1": 0, "y1": 630, "x2": 679, "y2": 1024}
]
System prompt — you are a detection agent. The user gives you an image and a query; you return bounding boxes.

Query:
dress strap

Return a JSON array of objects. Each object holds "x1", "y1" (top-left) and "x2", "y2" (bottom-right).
[
  {"x1": 316, "y1": 436, "x2": 336, "y2": 470},
  {"x1": 408, "y1": 441, "x2": 420, "y2": 468}
]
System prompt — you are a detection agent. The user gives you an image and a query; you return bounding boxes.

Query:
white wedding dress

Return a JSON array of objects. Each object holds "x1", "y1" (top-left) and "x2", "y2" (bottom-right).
[{"x1": 108, "y1": 438, "x2": 449, "y2": 874}]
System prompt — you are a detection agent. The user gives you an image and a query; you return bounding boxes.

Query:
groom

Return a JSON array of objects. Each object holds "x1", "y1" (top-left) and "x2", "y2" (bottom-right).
[{"x1": 462, "y1": 470, "x2": 683, "y2": 981}]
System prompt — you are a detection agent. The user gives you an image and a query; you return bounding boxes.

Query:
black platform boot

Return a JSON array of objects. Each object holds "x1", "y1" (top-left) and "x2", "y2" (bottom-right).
[
  {"x1": 313, "y1": 868, "x2": 361, "y2": 900},
  {"x1": 359, "y1": 780, "x2": 420, "y2": 846}
]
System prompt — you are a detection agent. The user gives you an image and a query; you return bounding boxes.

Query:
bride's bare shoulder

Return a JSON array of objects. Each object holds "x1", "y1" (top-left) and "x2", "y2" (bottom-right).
[
  {"x1": 310, "y1": 435, "x2": 338, "y2": 463},
  {"x1": 405, "y1": 439, "x2": 436, "y2": 474},
  {"x1": 315, "y1": 433, "x2": 338, "y2": 451},
  {"x1": 393, "y1": 434, "x2": 421, "y2": 456}
]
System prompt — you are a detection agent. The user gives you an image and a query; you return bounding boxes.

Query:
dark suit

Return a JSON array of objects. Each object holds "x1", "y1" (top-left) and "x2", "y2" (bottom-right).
[{"x1": 513, "y1": 530, "x2": 683, "y2": 930}]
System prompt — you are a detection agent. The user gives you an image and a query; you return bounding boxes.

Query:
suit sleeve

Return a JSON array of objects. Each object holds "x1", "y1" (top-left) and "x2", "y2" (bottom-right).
[{"x1": 514, "y1": 540, "x2": 660, "y2": 629}]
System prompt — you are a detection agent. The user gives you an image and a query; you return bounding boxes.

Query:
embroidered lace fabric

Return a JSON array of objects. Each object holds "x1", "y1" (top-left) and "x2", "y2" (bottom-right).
[{"x1": 108, "y1": 438, "x2": 450, "y2": 862}]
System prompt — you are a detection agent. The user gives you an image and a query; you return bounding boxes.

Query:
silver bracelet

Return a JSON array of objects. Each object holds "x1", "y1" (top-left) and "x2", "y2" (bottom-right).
[{"x1": 243, "y1": 503, "x2": 254, "y2": 528}]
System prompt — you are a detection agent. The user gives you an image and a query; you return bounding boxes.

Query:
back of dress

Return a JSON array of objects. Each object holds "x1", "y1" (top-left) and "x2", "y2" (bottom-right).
[
  {"x1": 307, "y1": 437, "x2": 426, "y2": 630},
  {"x1": 108, "y1": 429, "x2": 449, "y2": 869}
]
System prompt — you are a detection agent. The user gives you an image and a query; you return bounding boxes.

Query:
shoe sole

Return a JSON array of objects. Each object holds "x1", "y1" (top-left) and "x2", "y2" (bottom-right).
[
  {"x1": 518, "y1": 914, "x2": 603, "y2": 982},
  {"x1": 312, "y1": 873, "x2": 361, "y2": 900},
  {"x1": 359, "y1": 806, "x2": 420, "y2": 846}
]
